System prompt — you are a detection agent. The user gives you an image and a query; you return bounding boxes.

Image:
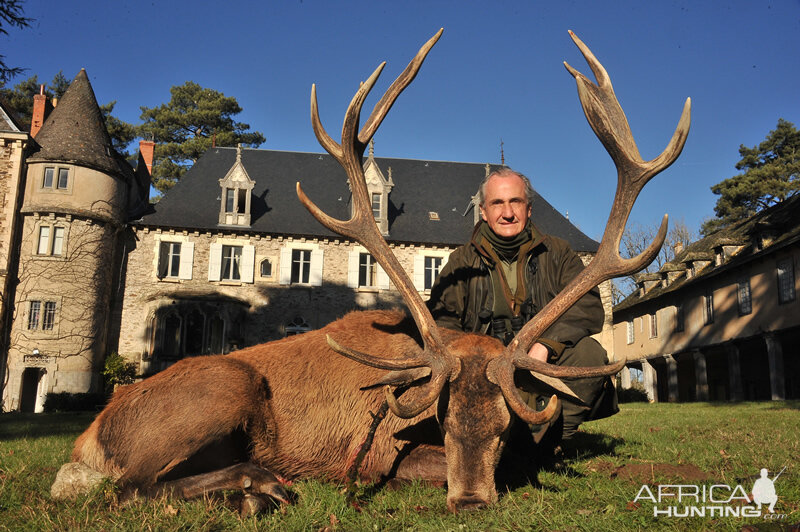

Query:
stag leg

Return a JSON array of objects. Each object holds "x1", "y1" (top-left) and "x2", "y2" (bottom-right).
[{"x1": 130, "y1": 462, "x2": 289, "y2": 515}]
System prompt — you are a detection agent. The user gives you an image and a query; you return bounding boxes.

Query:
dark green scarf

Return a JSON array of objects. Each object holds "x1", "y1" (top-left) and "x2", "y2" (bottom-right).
[{"x1": 478, "y1": 220, "x2": 532, "y2": 260}]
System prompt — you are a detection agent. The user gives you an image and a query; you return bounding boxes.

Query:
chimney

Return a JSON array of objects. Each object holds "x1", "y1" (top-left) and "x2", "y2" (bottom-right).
[
  {"x1": 31, "y1": 84, "x2": 50, "y2": 138},
  {"x1": 138, "y1": 139, "x2": 155, "y2": 176}
]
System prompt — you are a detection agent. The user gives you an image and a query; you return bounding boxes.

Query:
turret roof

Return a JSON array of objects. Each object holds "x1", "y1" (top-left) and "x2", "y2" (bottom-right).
[{"x1": 28, "y1": 69, "x2": 127, "y2": 178}]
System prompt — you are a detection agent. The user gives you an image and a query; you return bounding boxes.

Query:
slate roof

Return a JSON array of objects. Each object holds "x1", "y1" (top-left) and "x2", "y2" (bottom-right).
[
  {"x1": 27, "y1": 69, "x2": 132, "y2": 181},
  {"x1": 136, "y1": 147, "x2": 600, "y2": 251},
  {"x1": 614, "y1": 193, "x2": 800, "y2": 313}
]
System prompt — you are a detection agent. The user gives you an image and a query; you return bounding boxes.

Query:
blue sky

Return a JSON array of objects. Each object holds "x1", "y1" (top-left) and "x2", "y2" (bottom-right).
[{"x1": 6, "y1": 0, "x2": 800, "y2": 241}]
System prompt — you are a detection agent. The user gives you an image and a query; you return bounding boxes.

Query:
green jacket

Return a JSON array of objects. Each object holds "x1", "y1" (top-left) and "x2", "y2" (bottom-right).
[{"x1": 427, "y1": 222, "x2": 604, "y2": 358}]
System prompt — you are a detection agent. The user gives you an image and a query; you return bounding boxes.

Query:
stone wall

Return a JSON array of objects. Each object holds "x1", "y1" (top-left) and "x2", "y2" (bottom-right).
[{"x1": 116, "y1": 226, "x2": 456, "y2": 371}]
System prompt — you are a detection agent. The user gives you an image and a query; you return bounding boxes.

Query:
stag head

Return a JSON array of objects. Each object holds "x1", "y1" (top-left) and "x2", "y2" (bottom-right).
[{"x1": 298, "y1": 29, "x2": 690, "y2": 512}]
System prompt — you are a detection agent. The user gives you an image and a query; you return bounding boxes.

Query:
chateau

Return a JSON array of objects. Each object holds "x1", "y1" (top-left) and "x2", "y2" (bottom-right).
[{"x1": 1, "y1": 70, "x2": 608, "y2": 412}]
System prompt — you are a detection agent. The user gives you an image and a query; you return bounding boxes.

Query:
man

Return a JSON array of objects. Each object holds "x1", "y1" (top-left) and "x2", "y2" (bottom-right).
[{"x1": 427, "y1": 168, "x2": 618, "y2": 447}]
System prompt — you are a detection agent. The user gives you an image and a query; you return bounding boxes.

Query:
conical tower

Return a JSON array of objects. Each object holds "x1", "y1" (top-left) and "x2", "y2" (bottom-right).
[{"x1": 3, "y1": 69, "x2": 135, "y2": 411}]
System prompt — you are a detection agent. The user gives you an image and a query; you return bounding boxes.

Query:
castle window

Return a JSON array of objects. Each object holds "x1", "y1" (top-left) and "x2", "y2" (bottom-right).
[
  {"x1": 777, "y1": 258, "x2": 795, "y2": 304},
  {"x1": 704, "y1": 291, "x2": 714, "y2": 325},
  {"x1": 42, "y1": 166, "x2": 70, "y2": 190},
  {"x1": 158, "y1": 242, "x2": 182, "y2": 278},
  {"x1": 43, "y1": 168, "x2": 53, "y2": 188},
  {"x1": 260, "y1": 258, "x2": 273, "y2": 278},
  {"x1": 649, "y1": 312, "x2": 658, "y2": 338},
  {"x1": 42, "y1": 302, "x2": 56, "y2": 330},
  {"x1": 28, "y1": 301, "x2": 41, "y2": 329},
  {"x1": 424, "y1": 256, "x2": 443, "y2": 290},
  {"x1": 225, "y1": 189, "x2": 235, "y2": 213},
  {"x1": 626, "y1": 320, "x2": 634, "y2": 344},
  {"x1": 285, "y1": 316, "x2": 311, "y2": 336},
  {"x1": 412, "y1": 252, "x2": 450, "y2": 292},
  {"x1": 675, "y1": 303, "x2": 685, "y2": 332},
  {"x1": 36, "y1": 226, "x2": 65, "y2": 256},
  {"x1": 221, "y1": 245, "x2": 242, "y2": 281},
  {"x1": 291, "y1": 249, "x2": 311, "y2": 284},
  {"x1": 738, "y1": 279, "x2": 752, "y2": 315},
  {"x1": 372, "y1": 193, "x2": 381, "y2": 219},
  {"x1": 57, "y1": 168, "x2": 69, "y2": 189},
  {"x1": 208, "y1": 243, "x2": 254, "y2": 283},
  {"x1": 279, "y1": 246, "x2": 323, "y2": 286},
  {"x1": 358, "y1": 253, "x2": 378, "y2": 288}
]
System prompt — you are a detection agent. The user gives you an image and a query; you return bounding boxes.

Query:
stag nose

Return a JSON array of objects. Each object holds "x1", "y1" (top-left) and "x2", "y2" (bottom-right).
[{"x1": 449, "y1": 494, "x2": 490, "y2": 513}]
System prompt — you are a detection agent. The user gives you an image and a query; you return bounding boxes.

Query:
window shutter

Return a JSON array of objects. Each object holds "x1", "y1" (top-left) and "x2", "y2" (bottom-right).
[
  {"x1": 377, "y1": 263, "x2": 391, "y2": 290},
  {"x1": 347, "y1": 251, "x2": 359, "y2": 288},
  {"x1": 241, "y1": 245, "x2": 255, "y2": 283},
  {"x1": 279, "y1": 247, "x2": 292, "y2": 285},
  {"x1": 413, "y1": 255, "x2": 425, "y2": 291},
  {"x1": 208, "y1": 243, "x2": 222, "y2": 281},
  {"x1": 309, "y1": 249, "x2": 324, "y2": 286},
  {"x1": 179, "y1": 242, "x2": 194, "y2": 280}
]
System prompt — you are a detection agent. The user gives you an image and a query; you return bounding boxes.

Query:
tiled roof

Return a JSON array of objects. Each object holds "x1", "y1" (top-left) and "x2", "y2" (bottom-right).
[
  {"x1": 136, "y1": 147, "x2": 600, "y2": 251},
  {"x1": 27, "y1": 69, "x2": 131, "y2": 180},
  {"x1": 614, "y1": 194, "x2": 800, "y2": 313}
]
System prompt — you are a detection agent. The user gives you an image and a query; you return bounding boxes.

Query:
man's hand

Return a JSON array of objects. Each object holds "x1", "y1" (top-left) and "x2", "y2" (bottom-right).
[{"x1": 528, "y1": 342, "x2": 549, "y2": 363}]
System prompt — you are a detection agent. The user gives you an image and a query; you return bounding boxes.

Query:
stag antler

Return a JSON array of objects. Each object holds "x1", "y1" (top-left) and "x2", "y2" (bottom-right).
[
  {"x1": 487, "y1": 30, "x2": 691, "y2": 413},
  {"x1": 297, "y1": 29, "x2": 456, "y2": 418}
]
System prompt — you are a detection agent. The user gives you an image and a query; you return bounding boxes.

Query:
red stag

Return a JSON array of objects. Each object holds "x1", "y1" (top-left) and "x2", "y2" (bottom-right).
[{"x1": 53, "y1": 29, "x2": 689, "y2": 513}]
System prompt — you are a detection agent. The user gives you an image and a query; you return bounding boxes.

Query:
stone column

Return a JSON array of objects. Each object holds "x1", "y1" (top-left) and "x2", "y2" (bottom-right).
[
  {"x1": 664, "y1": 354, "x2": 679, "y2": 402},
  {"x1": 764, "y1": 333, "x2": 786, "y2": 400},
  {"x1": 642, "y1": 359, "x2": 658, "y2": 402},
  {"x1": 620, "y1": 366, "x2": 631, "y2": 389},
  {"x1": 726, "y1": 343, "x2": 743, "y2": 402},
  {"x1": 693, "y1": 350, "x2": 709, "y2": 401}
]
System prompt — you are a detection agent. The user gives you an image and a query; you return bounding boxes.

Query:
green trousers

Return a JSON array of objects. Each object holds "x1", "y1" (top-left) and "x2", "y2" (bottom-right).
[{"x1": 516, "y1": 336, "x2": 619, "y2": 442}]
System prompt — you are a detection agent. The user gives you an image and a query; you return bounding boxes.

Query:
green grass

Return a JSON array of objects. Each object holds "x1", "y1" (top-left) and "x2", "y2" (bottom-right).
[{"x1": 1, "y1": 402, "x2": 799, "y2": 531}]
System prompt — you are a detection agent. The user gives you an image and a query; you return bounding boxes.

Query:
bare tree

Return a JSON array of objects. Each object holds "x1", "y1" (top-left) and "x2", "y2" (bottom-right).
[{"x1": 613, "y1": 218, "x2": 696, "y2": 303}]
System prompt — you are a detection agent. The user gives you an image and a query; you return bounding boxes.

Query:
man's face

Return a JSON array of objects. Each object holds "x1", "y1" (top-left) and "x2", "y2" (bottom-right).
[{"x1": 479, "y1": 174, "x2": 532, "y2": 238}]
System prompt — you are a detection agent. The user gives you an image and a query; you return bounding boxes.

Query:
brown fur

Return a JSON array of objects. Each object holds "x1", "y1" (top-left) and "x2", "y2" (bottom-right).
[{"x1": 71, "y1": 309, "x2": 517, "y2": 510}]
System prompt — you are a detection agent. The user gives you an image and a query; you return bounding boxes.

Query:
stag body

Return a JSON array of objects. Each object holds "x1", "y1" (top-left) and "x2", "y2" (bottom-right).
[{"x1": 69, "y1": 310, "x2": 521, "y2": 511}]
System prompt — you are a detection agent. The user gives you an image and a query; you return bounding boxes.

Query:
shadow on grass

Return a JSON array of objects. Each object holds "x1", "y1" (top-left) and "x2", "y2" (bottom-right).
[
  {"x1": 495, "y1": 424, "x2": 626, "y2": 495},
  {"x1": 0, "y1": 412, "x2": 94, "y2": 441}
]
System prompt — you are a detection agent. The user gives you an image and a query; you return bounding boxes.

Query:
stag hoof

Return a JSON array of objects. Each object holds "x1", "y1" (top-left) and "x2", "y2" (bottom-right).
[
  {"x1": 243, "y1": 470, "x2": 290, "y2": 505},
  {"x1": 238, "y1": 493, "x2": 270, "y2": 516}
]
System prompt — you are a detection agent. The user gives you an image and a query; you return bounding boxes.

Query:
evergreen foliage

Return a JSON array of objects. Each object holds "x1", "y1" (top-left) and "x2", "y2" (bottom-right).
[
  {"x1": 701, "y1": 118, "x2": 800, "y2": 236},
  {"x1": 138, "y1": 81, "x2": 265, "y2": 194}
]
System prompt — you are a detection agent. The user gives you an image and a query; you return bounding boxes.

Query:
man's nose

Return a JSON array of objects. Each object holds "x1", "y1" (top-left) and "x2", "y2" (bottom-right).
[{"x1": 501, "y1": 203, "x2": 515, "y2": 218}]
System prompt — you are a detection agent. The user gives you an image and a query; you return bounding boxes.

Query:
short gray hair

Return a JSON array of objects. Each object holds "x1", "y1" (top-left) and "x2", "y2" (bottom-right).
[{"x1": 477, "y1": 167, "x2": 534, "y2": 206}]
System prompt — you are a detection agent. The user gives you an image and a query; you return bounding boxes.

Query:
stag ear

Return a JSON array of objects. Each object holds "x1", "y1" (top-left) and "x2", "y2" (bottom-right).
[{"x1": 360, "y1": 367, "x2": 432, "y2": 390}]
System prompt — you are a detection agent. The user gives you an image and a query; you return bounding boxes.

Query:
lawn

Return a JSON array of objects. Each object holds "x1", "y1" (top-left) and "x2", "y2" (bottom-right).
[{"x1": 1, "y1": 402, "x2": 798, "y2": 531}]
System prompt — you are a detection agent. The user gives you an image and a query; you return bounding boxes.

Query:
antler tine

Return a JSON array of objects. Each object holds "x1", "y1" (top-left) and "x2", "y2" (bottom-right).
[
  {"x1": 488, "y1": 32, "x2": 691, "y2": 417},
  {"x1": 359, "y1": 28, "x2": 444, "y2": 145},
  {"x1": 507, "y1": 30, "x2": 691, "y2": 356},
  {"x1": 298, "y1": 30, "x2": 448, "y2": 355}
]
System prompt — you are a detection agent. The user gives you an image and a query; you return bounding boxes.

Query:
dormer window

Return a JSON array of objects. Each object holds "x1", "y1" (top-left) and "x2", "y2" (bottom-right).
[
  {"x1": 359, "y1": 141, "x2": 394, "y2": 236},
  {"x1": 218, "y1": 145, "x2": 255, "y2": 227}
]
